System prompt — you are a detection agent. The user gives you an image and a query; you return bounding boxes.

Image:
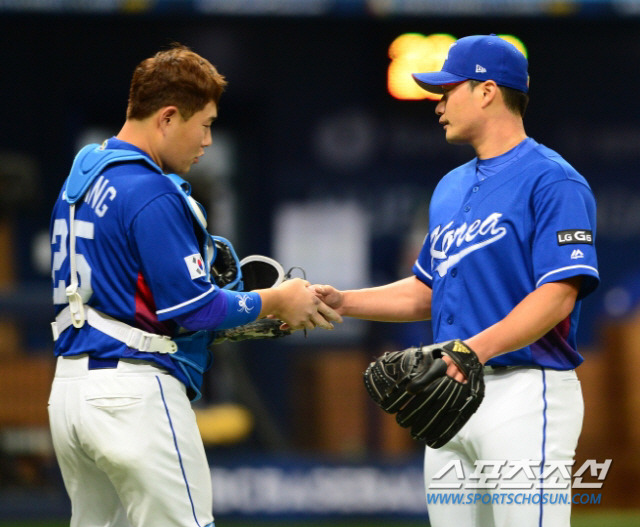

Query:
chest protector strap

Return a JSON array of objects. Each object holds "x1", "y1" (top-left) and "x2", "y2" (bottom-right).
[
  {"x1": 53, "y1": 304, "x2": 178, "y2": 354},
  {"x1": 164, "y1": 173, "x2": 243, "y2": 291},
  {"x1": 62, "y1": 144, "x2": 161, "y2": 328}
]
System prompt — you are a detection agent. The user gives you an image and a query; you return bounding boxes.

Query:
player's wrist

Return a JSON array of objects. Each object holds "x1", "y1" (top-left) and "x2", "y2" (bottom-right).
[
  {"x1": 339, "y1": 289, "x2": 369, "y2": 317},
  {"x1": 256, "y1": 287, "x2": 282, "y2": 319},
  {"x1": 463, "y1": 338, "x2": 490, "y2": 365}
]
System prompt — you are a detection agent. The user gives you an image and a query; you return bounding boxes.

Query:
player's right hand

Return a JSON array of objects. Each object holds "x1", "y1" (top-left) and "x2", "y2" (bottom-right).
[
  {"x1": 309, "y1": 284, "x2": 345, "y2": 315},
  {"x1": 261, "y1": 278, "x2": 342, "y2": 331}
]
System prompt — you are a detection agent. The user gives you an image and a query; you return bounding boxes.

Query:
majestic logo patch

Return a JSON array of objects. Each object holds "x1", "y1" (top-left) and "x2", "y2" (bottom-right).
[
  {"x1": 571, "y1": 249, "x2": 585, "y2": 260},
  {"x1": 185, "y1": 253, "x2": 206, "y2": 280},
  {"x1": 557, "y1": 230, "x2": 593, "y2": 246}
]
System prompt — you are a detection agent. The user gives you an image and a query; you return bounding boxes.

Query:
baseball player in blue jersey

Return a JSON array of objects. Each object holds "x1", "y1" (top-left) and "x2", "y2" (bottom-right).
[
  {"x1": 314, "y1": 35, "x2": 598, "y2": 526},
  {"x1": 48, "y1": 44, "x2": 340, "y2": 527}
]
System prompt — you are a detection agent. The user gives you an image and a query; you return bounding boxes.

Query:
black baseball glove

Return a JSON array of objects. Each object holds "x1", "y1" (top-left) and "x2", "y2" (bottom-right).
[
  {"x1": 211, "y1": 257, "x2": 297, "y2": 345},
  {"x1": 363, "y1": 340, "x2": 485, "y2": 448},
  {"x1": 212, "y1": 318, "x2": 292, "y2": 344}
]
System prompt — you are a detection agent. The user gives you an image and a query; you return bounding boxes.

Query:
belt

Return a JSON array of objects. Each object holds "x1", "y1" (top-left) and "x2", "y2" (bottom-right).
[
  {"x1": 54, "y1": 355, "x2": 164, "y2": 378},
  {"x1": 88, "y1": 356, "x2": 119, "y2": 370},
  {"x1": 483, "y1": 364, "x2": 528, "y2": 374}
]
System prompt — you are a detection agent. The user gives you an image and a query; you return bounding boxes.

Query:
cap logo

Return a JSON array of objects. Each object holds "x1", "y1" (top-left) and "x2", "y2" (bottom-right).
[
  {"x1": 475, "y1": 64, "x2": 487, "y2": 73},
  {"x1": 446, "y1": 42, "x2": 457, "y2": 60}
]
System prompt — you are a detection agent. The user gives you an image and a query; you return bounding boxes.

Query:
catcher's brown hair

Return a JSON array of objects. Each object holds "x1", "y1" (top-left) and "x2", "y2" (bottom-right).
[{"x1": 126, "y1": 43, "x2": 227, "y2": 121}]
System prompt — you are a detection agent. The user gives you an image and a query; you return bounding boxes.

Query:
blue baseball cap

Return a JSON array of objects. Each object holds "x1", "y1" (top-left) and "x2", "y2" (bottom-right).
[{"x1": 412, "y1": 34, "x2": 529, "y2": 94}]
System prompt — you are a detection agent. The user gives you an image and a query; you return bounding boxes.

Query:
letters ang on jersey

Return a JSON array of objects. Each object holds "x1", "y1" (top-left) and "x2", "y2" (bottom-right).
[{"x1": 82, "y1": 175, "x2": 117, "y2": 217}]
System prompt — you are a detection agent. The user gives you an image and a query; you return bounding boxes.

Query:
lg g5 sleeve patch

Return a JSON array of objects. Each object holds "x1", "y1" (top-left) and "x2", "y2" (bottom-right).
[{"x1": 556, "y1": 230, "x2": 593, "y2": 246}]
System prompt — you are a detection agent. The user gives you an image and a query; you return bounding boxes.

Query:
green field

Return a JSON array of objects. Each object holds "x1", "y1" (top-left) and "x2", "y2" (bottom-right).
[{"x1": 2, "y1": 511, "x2": 640, "y2": 527}]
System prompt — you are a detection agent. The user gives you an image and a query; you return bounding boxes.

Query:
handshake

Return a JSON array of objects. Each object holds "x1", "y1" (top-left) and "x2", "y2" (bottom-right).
[
  {"x1": 210, "y1": 251, "x2": 343, "y2": 338},
  {"x1": 257, "y1": 277, "x2": 342, "y2": 332},
  {"x1": 211, "y1": 278, "x2": 342, "y2": 344}
]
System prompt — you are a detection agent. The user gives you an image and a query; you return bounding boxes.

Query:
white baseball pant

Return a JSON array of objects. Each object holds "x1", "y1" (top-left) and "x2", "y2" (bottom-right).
[
  {"x1": 424, "y1": 367, "x2": 584, "y2": 527},
  {"x1": 48, "y1": 355, "x2": 214, "y2": 527}
]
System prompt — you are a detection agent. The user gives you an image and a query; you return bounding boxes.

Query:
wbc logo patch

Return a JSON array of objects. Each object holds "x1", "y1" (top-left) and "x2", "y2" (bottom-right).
[{"x1": 185, "y1": 253, "x2": 206, "y2": 280}]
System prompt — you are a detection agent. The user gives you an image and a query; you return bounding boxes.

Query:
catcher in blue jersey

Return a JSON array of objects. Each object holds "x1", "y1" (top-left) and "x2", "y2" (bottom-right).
[
  {"x1": 314, "y1": 35, "x2": 598, "y2": 527},
  {"x1": 48, "y1": 45, "x2": 340, "y2": 527}
]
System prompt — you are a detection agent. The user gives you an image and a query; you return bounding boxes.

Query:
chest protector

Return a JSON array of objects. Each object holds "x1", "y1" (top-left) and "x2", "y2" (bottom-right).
[{"x1": 53, "y1": 142, "x2": 243, "y2": 401}]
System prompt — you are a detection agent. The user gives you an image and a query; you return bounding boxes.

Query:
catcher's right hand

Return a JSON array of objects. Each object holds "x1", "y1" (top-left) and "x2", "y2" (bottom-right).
[{"x1": 363, "y1": 340, "x2": 485, "y2": 448}]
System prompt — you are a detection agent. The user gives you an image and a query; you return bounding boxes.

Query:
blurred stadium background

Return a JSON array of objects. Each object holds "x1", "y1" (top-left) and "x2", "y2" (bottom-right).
[{"x1": 1, "y1": 0, "x2": 640, "y2": 525}]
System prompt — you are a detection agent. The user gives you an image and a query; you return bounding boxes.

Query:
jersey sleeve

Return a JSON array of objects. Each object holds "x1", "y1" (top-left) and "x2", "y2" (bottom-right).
[
  {"x1": 412, "y1": 233, "x2": 433, "y2": 287},
  {"x1": 130, "y1": 192, "x2": 219, "y2": 320},
  {"x1": 531, "y1": 178, "x2": 599, "y2": 299}
]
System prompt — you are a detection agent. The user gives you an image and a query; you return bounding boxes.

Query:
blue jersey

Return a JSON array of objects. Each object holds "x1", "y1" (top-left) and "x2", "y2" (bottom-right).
[
  {"x1": 50, "y1": 138, "x2": 259, "y2": 386},
  {"x1": 413, "y1": 138, "x2": 599, "y2": 369}
]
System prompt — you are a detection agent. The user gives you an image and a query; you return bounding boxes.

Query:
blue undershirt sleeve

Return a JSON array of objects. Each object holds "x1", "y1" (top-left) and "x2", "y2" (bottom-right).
[{"x1": 174, "y1": 289, "x2": 262, "y2": 331}]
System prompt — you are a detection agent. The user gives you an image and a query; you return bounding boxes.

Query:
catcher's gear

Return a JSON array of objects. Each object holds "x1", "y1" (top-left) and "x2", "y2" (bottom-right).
[
  {"x1": 211, "y1": 257, "x2": 302, "y2": 344},
  {"x1": 239, "y1": 255, "x2": 285, "y2": 290},
  {"x1": 363, "y1": 339, "x2": 485, "y2": 448},
  {"x1": 213, "y1": 318, "x2": 292, "y2": 344},
  {"x1": 211, "y1": 237, "x2": 242, "y2": 290}
]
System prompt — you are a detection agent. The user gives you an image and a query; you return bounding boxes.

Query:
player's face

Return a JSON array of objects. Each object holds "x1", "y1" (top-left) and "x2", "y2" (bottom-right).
[
  {"x1": 435, "y1": 81, "x2": 483, "y2": 145},
  {"x1": 161, "y1": 101, "x2": 218, "y2": 175}
]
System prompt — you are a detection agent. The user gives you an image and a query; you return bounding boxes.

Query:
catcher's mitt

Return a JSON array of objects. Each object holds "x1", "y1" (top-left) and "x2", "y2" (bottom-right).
[
  {"x1": 363, "y1": 339, "x2": 485, "y2": 448},
  {"x1": 213, "y1": 318, "x2": 292, "y2": 344},
  {"x1": 211, "y1": 257, "x2": 301, "y2": 344}
]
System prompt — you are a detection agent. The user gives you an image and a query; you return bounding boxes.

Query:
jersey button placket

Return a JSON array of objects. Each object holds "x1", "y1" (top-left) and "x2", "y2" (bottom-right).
[
  {"x1": 447, "y1": 268, "x2": 457, "y2": 322},
  {"x1": 466, "y1": 183, "x2": 480, "y2": 211}
]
